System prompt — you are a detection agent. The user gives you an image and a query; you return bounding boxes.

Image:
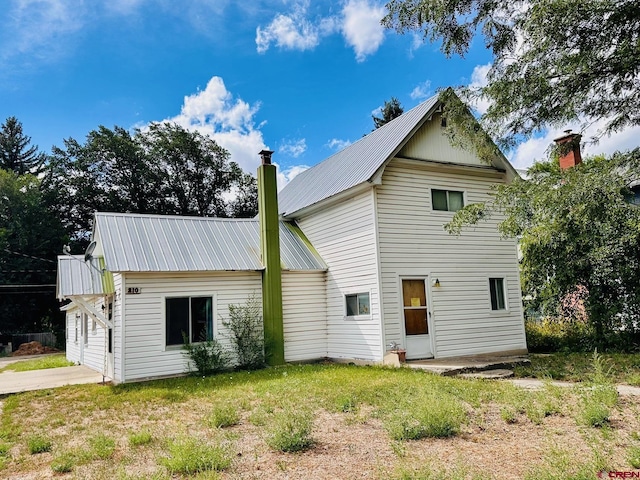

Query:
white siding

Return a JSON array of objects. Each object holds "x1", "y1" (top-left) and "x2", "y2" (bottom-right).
[
  {"x1": 376, "y1": 158, "x2": 526, "y2": 358},
  {"x1": 65, "y1": 308, "x2": 80, "y2": 363},
  {"x1": 282, "y1": 271, "x2": 327, "y2": 361},
  {"x1": 297, "y1": 190, "x2": 383, "y2": 361},
  {"x1": 399, "y1": 112, "x2": 483, "y2": 166},
  {"x1": 122, "y1": 272, "x2": 262, "y2": 382},
  {"x1": 113, "y1": 273, "x2": 123, "y2": 382},
  {"x1": 81, "y1": 297, "x2": 108, "y2": 374}
]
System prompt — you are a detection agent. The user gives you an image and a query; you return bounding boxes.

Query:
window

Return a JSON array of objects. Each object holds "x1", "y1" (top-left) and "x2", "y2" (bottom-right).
[
  {"x1": 432, "y1": 189, "x2": 464, "y2": 212},
  {"x1": 166, "y1": 296, "x2": 213, "y2": 346},
  {"x1": 489, "y1": 278, "x2": 506, "y2": 311},
  {"x1": 345, "y1": 293, "x2": 370, "y2": 317}
]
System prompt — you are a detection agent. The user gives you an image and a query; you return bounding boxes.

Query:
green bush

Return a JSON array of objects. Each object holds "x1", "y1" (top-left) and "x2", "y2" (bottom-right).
[
  {"x1": 183, "y1": 336, "x2": 230, "y2": 377},
  {"x1": 27, "y1": 435, "x2": 52, "y2": 454},
  {"x1": 160, "y1": 437, "x2": 231, "y2": 474},
  {"x1": 208, "y1": 404, "x2": 239, "y2": 428},
  {"x1": 223, "y1": 295, "x2": 265, "y2": 370},
  {"x1": 266, "y1": 409, "x2": 314, "y2": 452},
  {"x1": 525, "y1": 317, "x2": 598, "y2": 353},
  {"x1": 385, "y1": 397, "x2": 465, "y2": 441}
]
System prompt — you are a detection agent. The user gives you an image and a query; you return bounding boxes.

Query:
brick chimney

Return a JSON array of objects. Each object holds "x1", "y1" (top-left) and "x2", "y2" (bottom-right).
[
  {"x1": 257, "y1": 150, "x2": 285, "y2": 366},
  {"x1": 554, "y1": 130, "x2": 582, "y2": 170}
]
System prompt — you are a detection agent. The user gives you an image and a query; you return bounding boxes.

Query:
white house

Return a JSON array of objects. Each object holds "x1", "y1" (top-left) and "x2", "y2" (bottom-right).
[{"x1": 57, "y1": 93, "x2": 527, "y2": 383}]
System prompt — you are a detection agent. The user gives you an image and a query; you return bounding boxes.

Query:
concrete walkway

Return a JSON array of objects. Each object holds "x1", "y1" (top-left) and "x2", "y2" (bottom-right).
[
  {"x1": 0, "y1": 365, "x2": 106, "y2": 395},
  {"x1": 510, "y1": 378, "x2": 640, "y2": 396}
]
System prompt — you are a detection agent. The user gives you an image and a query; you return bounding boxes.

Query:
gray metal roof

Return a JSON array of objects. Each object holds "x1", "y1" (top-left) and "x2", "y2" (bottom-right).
[
  {"x1": 57, "y1": 255, "x2": 114, "y2": 299},
  {"x1": 278, "y1": 95, "x2": 440, "y2": 217},
  {"x1": 94, "y1": 212, "x2": 326, "y2": 272}
]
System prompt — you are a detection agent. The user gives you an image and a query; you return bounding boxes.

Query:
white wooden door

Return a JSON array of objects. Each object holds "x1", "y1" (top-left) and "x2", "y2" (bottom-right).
[{"x1": 402, "y1": 278, "x2": 433, "y2": 359}]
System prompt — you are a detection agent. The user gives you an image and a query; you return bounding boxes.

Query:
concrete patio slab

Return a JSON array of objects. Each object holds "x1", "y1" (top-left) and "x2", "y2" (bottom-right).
[
  {"x1": 0, "y1": 365, "x2": 106, "y2": 395},
  {"x1": 406, "y1": 353, "x2": 530, "y2": 376}
]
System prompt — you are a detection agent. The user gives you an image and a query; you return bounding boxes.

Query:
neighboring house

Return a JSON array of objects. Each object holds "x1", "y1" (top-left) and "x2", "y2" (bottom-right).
[{"x1": 57, "y1": 93, "x2": 527, "y2": 383}]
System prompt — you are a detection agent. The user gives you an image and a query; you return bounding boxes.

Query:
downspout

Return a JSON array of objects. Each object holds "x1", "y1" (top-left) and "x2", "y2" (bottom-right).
[{"x1": 257, "y1": 150, "x2": 285, "y2": 365}]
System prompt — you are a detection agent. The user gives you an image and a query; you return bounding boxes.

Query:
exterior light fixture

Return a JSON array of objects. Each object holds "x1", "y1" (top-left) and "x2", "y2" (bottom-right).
[{"x1": 432, "y1": 278, "x2": 440, "y2": 287}]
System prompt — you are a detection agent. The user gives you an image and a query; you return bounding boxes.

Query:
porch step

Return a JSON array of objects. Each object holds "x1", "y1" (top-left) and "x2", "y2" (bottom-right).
[
  {"x1": 406, "y1": 354, "x2": 530, "y2": 377},
  {"x1": 458, "y1": 369, "x2": 514, "y2": 380}
]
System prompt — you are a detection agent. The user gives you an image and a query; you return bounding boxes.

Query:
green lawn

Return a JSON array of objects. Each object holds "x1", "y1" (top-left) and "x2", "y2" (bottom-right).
[
  {"x1": 514, "y1": 352, "x2": 640, "y2": 385},
  {"x1": 0, "y1": 354, "x2": 73, "y2": 373},
  {"x1": 0, "y1": 362, "x2": 637, "y2": 479}
]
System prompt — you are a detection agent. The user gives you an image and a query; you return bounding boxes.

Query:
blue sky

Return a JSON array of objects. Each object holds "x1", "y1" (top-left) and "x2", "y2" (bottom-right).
[{"x1": 1, "y1": 0, "x2": 637, "y2": 187}]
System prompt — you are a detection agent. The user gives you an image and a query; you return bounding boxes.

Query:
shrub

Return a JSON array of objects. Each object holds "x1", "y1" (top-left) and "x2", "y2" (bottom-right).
[
  {"x1": 385, "y1": 396, "x2": 465, "y2": 441},
  {"x1": 27, "y1": 435, "x2": 52, "y2": 454},
  {"x1": 577, "y1": 351, "x2": 619, "y2": 427},
  {"x1": 129, "y1": 430, "x2": 153, "y2": 447},
  {"x1": 183, "y1": 335, "x2": 230, "y2": 377},
  {"x1": 223, "y1": 295, "x2": 265, "y2": 370},
  {"x1": 208, "y1": 404, "x2": 240, "y2": 428},
  {"x1": 266, "y1": 409, "x2": 314, "y2": 452},
  {"x1": 160, "y1": 437, "x2": 231, "y2": 474}
]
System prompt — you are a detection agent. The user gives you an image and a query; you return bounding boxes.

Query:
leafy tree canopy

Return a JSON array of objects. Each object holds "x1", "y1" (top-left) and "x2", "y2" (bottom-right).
[
  {"x1": 372, "y1": 97, "x2": 404, "y2": 129},
  {"x1": 445, "y1": 149, "x2": 640, "y2": 342},
  {"x1": 0, "y1": 169, "x2": 66, "y2": 333},
  {"x1": 383, "y1": 0, "x2": 640, "y2": 146},
  {"x1": 44, "y1": 123, "x2": 258, "y2": 245},
  {"x1": 0, "y1": 117, "x2": 46, "y2": 174}
]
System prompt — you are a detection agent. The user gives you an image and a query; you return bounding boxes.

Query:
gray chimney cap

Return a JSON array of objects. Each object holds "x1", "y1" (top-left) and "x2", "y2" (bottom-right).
[{"x1": 259, "y1": 150, "x2": 274, "y2": 165}]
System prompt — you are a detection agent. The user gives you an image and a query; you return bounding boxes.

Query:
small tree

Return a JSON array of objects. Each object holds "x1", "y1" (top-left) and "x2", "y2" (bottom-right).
[
  {"x1": 372, "y1": 97, "x2": 404, "y2": 129},
  {"x1": 0, "y1": 117, "x2": 45, "y2": 175},
  {"x1": 445, "y1": 148, "x2": 640, "y2": 347},
  {"x1": 223, "y1": 295, "x2": 265, "y2": 370}
]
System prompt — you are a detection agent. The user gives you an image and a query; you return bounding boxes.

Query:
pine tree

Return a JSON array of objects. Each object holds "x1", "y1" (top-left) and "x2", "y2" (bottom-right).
[
  {"x1": 0, "y1": 117, "x2": 45, "y2": 174},
  {"x1": 372, "y1": 97, "x2": 404, "y2": 129}
]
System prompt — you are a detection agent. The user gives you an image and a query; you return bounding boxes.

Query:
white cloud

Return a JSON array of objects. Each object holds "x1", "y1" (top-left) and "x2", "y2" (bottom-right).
[
  {"x1": 276, "y1": 164, "x2": 309, "y2": 191},
  {"x1": 161, "y1": 76, "x2": 267, "y2": 175},
  {"x1": 255, "y1": 0, "x2": 385, "y2": 61},
  {"x1": 341, "y1": 0, "x2": 385, "y2": 62},
  {"x1": 1, "y1": 0, "x2": 87, "y2": 64},
  {"x1": 326, "y1": 138, "x2": 352, "y2": 150},
  {"x1": 410, "y1": 80, "x2": 432, "y2": 100},
  {"x1": 468, "y1": 63, "x2": 492, "y2": 114},
  {"x1": 256, "y1": 1, "x2": 328, "y2": 54},
  {"x1": 279, "y1": 138, "x2": 307, "y2": 158}
]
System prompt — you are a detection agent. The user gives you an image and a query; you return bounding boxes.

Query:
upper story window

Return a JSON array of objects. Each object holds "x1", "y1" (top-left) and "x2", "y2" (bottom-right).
[{"x1": 432, "y1": 189, "x2": 464, "y2": 212}]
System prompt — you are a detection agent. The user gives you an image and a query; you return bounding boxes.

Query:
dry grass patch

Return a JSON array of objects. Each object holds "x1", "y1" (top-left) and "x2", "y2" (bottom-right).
[{"x1": 0, "y1": 363, "x2": 639, "y2": 479}]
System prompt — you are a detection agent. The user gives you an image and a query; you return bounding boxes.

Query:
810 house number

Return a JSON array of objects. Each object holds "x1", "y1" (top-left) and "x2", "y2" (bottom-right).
[{"x1": 127, "y1": 287, "x2": 141, "y2": 294}]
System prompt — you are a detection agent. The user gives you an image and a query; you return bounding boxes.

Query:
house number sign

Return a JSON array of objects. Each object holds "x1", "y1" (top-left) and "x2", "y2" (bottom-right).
[{"x1": 127, "y1": 287, "x2": 141, "y2": 294}]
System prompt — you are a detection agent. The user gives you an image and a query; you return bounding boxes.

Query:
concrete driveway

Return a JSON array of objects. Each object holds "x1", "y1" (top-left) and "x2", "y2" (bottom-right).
[{"x1": 0, "y1": 357, "x2": 106, "y2": 395}]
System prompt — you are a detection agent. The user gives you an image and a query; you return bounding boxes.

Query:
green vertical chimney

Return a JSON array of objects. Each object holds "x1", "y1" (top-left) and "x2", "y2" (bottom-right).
[{"x1": 257, "y1": 150, "x2": 285, "y2": 365}]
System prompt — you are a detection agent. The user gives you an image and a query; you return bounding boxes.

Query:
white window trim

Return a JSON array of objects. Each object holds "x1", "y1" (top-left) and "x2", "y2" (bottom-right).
[
  {"x1": 487, "y1": 276, "x2": 509, "y2": 314},
  {"x1": 162, "y1": 292, "x2": 217, "y2": 351},
  {"x1": 430, "y1": 188, "x2": 466, "y2": 214},
  {"x1": 344, "y1": 289, "x2": 372, "y2": 321}
]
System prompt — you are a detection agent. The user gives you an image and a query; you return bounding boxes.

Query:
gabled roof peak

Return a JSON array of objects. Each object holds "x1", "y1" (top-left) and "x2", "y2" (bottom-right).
[{"x1": 278, "y1": 94, "x2": 441, "y2": 217}]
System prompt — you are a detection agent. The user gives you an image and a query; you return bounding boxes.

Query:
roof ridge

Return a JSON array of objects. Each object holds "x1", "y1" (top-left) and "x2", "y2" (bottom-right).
[{"x1": 95, "y1": 212, "x2": 259, "y2": 222}]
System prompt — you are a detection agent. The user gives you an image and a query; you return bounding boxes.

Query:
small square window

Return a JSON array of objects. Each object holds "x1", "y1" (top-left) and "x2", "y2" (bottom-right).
[
  {"x1": 346, "y1": 293, "x2": 370, "y2": 317},
  {"x1": 432, "y1": 189, "x2": 464, "y2": 212},
  {"x1": 489, "y1": 278, "x2": 506, "y2": 311}
]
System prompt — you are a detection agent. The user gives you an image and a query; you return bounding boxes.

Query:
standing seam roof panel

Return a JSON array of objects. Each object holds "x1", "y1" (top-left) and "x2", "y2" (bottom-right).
[{"x1": 278, "y1": 95, "x2": 440, "y2": 217}]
